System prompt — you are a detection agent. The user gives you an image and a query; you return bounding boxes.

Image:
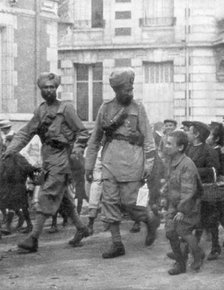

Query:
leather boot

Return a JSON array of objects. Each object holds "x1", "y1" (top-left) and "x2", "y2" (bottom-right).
[
  {"x1": 17, "y1": 236, "x2": 38, "y2": 252},
  {"x1": 168, "y1": 237, "x2": 186, "y2": 275},
  {"x1": 145, "y1": 212, "x2": 159, "y2": 246},
  {"x1": 191, "y1": 248, "x2": 205, "y2": 271},
  {"x1": 168, "y1": 262, "x2": 186, "y2": 275},
  {"x1": 207, "y1": 246, "x2": 221, "y2": 261},
  {"x1": 129, "y1": 221, "x2": 141, "y2": 233},
  {"x1": 68, "y1": 226, "x2": 89, "y2": 247},
  {"x1": 102, "y1": 242, "x2": 125, "y2": 259}
]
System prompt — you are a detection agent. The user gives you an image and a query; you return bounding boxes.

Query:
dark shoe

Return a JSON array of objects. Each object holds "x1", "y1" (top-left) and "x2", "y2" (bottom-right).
[
  {"x1": 168, "y1": 262, "x2": 186, "y2": 275},
  {"x1": 130, "y1": 222, "x2": 141, "y2": 233},
  {"x1": 17, "y1": 236, "x2": 38, "y2": 253},
  {"x1": 48, "y1": 225, "x2": 59, "y2": 234},
  {"x1": 191, "y1": 250, "x2": 205, "y2": 271},
  {"x1": 102, "y1": 242, "x2": 125, "y2": 259},
  {"x1": 68, "y1": 227, "x2": 89, "y2": 247},
  {"x1": 207, "y1": 247, "x2": 221, "y2": 261}
]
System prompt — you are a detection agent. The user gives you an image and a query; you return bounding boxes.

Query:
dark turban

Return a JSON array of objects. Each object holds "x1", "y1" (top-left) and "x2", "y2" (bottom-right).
[
  {"x1": 37, "y1": 72, "x2": 60, "y2": 89},
  {"x1": 109, "y1": 68, "x2": 135, "y2": 89}
]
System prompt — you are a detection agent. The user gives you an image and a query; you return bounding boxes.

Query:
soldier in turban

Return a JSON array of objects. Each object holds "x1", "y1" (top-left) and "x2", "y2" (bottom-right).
[
  {"x1": 85, "y1": 68, "x2": 159, "y2": 259},
  {"x1": 3, "y1": 72, "x2": 90, "y2": 253}
]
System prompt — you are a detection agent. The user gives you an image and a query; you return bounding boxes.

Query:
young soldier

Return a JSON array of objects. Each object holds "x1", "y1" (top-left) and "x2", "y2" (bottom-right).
[
  {"x1": 165, "y1": 130, "x2": 204, "y2": 275},
  {"x1": 3, "y1": 72, "x2": 90, "y2": 253},
  {"x1": 85, "y1": 68, "x2": 159, "y2": 258}
]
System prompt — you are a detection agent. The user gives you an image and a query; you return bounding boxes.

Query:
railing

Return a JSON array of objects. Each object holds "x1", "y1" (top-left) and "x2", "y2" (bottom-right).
[
  {"x1": 73, "y1": 19, "x2": 105, "y2": 29},
  {"x1": 139, "y1": 17, "x2": 176, "y2": 27}
]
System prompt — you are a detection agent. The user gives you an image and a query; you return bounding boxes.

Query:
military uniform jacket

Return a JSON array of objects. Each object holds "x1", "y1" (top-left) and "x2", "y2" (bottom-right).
[
  {"x1": 6, "y1": 100, "x2": 89, "y2": 175},
  {"x1": 167, "y1": 154, "x2": 203, "y2": 216},
  {"x1": 85, "y1": 98, "x2": 155, "y2": 182}
]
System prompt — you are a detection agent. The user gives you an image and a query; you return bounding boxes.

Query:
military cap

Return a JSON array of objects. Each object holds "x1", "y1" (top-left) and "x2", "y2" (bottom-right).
[
  {"x1": 209, "y1": 121, "x2": 221, "y2": 129},
  {"x1": 164, "y1": 119, "x2": 177, "y2": 126},
  {"x1": 0, "y1": 119, "x2": 12, "y2": 129},
  {"x1": 37, "y1": 72, "x2": 61, "y2": 89},
  {"x1": 190, "y1": 121, "x2": 210, "y2": 142},
  {"x1": 109, "y1": 68, "x2": 135, "y2": 88}
]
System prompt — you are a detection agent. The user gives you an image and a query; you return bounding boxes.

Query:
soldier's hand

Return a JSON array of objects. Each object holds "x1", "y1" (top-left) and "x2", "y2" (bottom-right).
[{"x1": 85, "y1": 170, "x2": 93, "y2": 183}]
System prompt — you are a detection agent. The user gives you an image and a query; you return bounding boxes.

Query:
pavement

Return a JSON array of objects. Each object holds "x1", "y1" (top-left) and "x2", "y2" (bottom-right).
[{"x1": 1, "y1": 214, "x2": 224, "y2": 290}]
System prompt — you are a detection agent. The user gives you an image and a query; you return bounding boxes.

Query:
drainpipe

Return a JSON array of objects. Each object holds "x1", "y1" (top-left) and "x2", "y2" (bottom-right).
[
  {"x1": 185, "y1": 0, "x2": 190, "y2": 120},
  {"x1": 34, "y1": 0, "x2": 40, "y2": 108}
]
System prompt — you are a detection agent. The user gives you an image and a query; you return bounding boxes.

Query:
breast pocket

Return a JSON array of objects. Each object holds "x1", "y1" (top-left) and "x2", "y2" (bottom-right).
[{"x1": 124, "y1": 113, "x2": 138, "y2": 131}]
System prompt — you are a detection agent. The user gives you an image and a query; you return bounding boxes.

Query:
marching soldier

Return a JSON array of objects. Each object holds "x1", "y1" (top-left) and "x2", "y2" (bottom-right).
[
  {"x1": 85, "y1": 68, "x2": 159, "y2": 259},
  {"x1": 3, "y1": 72, "x2": 90, "y2": 253}
]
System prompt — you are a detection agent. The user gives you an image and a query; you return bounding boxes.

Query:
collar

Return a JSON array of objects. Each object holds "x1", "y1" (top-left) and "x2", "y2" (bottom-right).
[{"x1": 170, "y1": 153, "x2": 186, "y2": 168}]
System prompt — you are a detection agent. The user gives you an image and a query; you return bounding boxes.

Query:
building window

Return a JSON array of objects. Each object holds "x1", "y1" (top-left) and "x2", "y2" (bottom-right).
[
  {"x1": 115, "y1": 27, "x2": 131, "y2": 36},
  {"x1": 140, "y1": 0, "x2": 174, "y2": 27},
  {"x1": 73, "y1": 0, "x2": 104, "y2": 29},
  {"x1": 92, "y1": 0, "x2": 104, "y2": 28},
  {"x1": 75, "y1": 63, "x2": 103, "y2": 122},
  {"x1": 144, "y1": 62, "x2": 173, "y2": 83},
  {"x1": 115, "y1": 11, "x2": 131, "y2": 19}
]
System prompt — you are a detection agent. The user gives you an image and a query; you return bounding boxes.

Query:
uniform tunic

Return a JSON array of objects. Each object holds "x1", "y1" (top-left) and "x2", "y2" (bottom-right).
[
  {"x1": 5, "y1": 100, "x2": 89, "y2": 215},
  {"x1": 85, "y1": 98, "x2": 155, "y2": 223},
  {"x1": 165, "y1": 154, "x2": 203, "y2": 237}
]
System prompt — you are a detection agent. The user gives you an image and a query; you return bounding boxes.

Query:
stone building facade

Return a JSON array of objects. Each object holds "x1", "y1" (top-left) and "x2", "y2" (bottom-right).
[
  {"x1": 58, "y1": 0, "x2": 224, "y2": 126},
  {"x1": 0, "y1": 0, "x2": 59, "y2": 129}
]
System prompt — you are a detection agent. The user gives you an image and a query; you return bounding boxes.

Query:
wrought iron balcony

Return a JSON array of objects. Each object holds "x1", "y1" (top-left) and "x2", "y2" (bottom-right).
[
  {"x1": 139, "y1": 17, "x2": 176, "y2": 27},
  {"x1": 73, "y1": 19, "x2": 105, "y2": 29}
]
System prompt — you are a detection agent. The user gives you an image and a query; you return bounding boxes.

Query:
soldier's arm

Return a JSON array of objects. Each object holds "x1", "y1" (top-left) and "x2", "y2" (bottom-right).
[
  {"x1": 138, "y1": 103, "x2": 156, "y2": 159},
  {"x1": 5, "y1": 109, "x2": 40, "y2": 155},
  {"x1": 177, "y1": 163, "x2": 198, "y2": 214},
  {"x1": 85, "y1": 105, "x2": 104, "y2": 171},
  {"x1": 64, "y1": 104, "x2": 89, "y2": 153}
]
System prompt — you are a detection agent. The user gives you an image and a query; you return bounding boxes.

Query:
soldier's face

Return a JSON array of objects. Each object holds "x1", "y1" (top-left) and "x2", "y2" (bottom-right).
[
  {"x1": 41, "y1": 81, "x2": 57, "y2": 104},
  {"x1": 115, "y1": 84, "x2": 133, "y2": 106}
]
